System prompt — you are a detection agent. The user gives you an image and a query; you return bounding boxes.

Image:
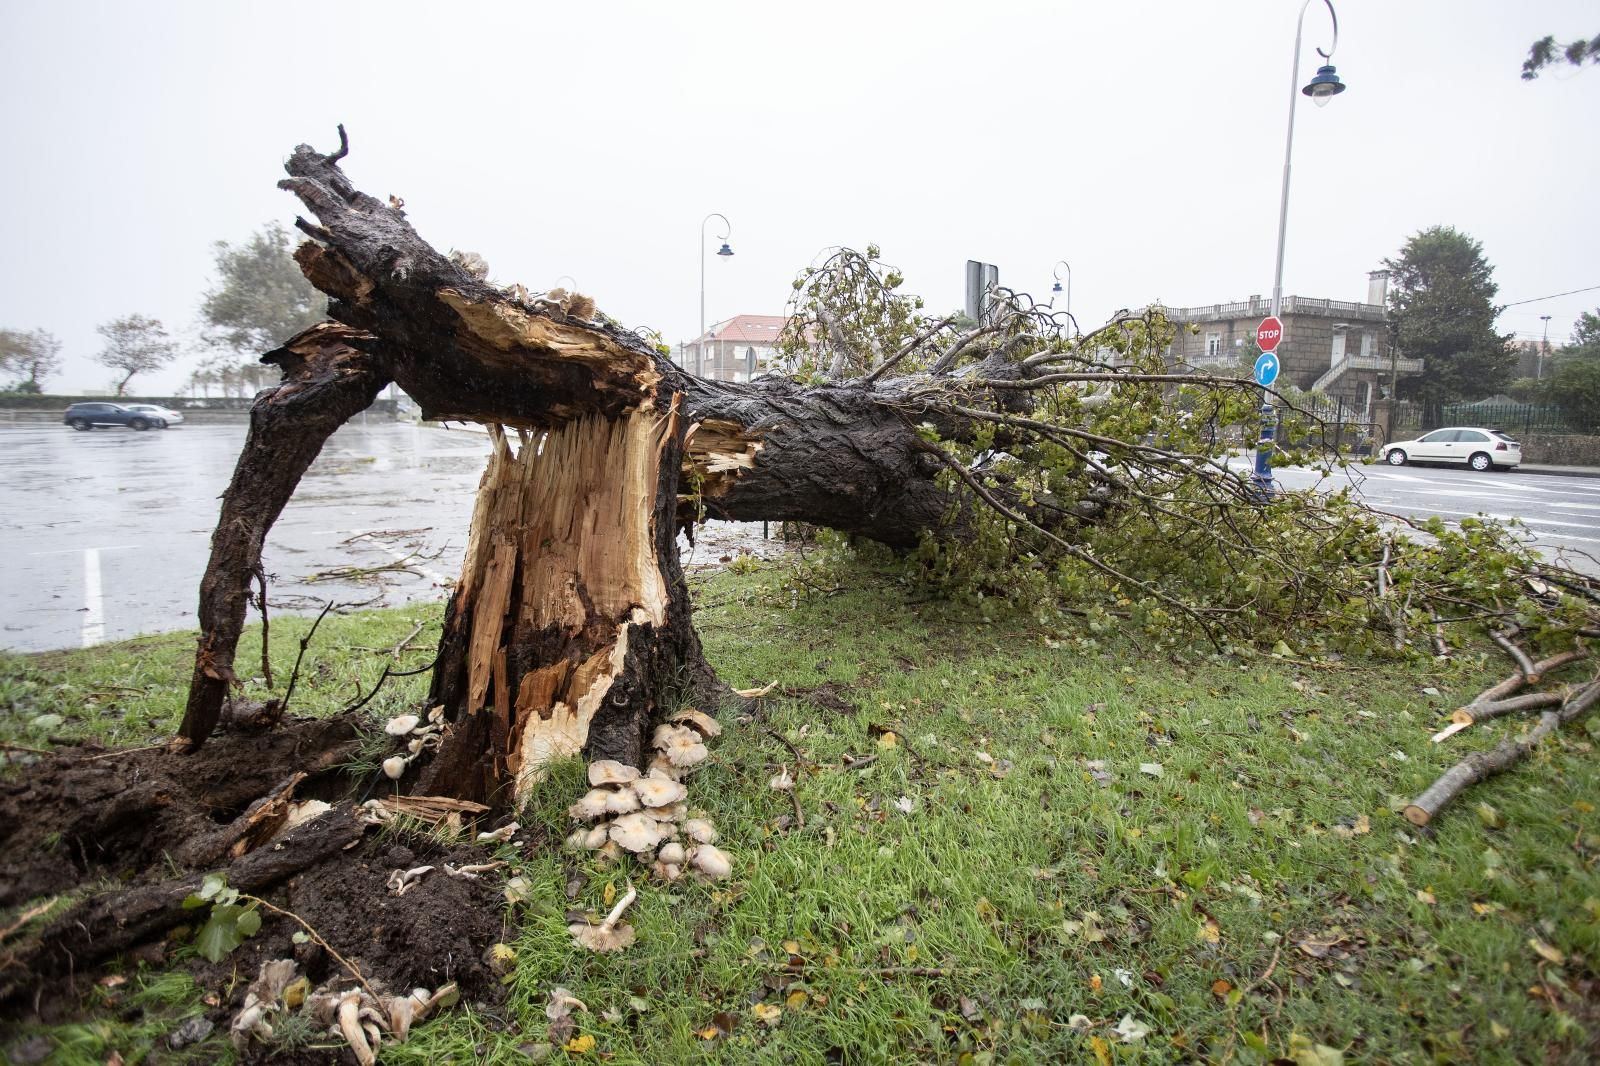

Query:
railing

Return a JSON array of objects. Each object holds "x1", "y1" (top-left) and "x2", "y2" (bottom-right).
[
  {"x1": 1158, "y1": 295, "x2": 1386, "y2": 323},
  {"x1": 1310, "y1": 354, "x2": 1425, "y2": 393},
  {"x1": 1392, "y1": 401, "x2": 1583, "y2": 437}
]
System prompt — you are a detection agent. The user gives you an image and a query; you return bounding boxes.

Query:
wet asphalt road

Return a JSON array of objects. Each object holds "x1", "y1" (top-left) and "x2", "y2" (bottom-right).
[
  {"x1": 0, "y1": 420, "x2": 783, "y2": 654},
  {"x1": 1267, "y1": 461, "x2": 1600, "y2": 573},
  {"x1": 1, "y1": 422, "x2": 1594, "y2": 653}
]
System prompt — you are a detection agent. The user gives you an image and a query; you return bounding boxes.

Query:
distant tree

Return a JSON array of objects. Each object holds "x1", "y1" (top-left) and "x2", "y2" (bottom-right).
[
  {"x1": 1547, "y1": 360, "x2": 1600, "y2": 433},
  {"x1": 1383, "y1": 226, "x2": 1514, "y2": 426},
  {"x1": 1522, "y1": 33, "x2": 1600, "y2": 80},
  {"x1": 200, "y1": 222, "x2": 325, "y2": 354},
  {"x1": 96, "y1": 314, "x2": 178, "y2": 395},
  {"x1": 0, "y1": 328, "x2": 63, "y2": 392}
]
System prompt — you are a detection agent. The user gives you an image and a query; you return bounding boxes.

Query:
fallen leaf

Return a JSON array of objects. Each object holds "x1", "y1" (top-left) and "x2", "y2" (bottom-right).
[
  {"x1": 1211, "y1": 979, "x2": 1233, "y2": 996},
  {"x1": 696, "y1": 1027, "x2": 721, "y2": 1041},
  {"x1": 753, "y1": 1002, "x2": 782, "y2": 1027},
  {"x1": 1416, "y1": 888, "x2": 1437, "y2": 905},
  {"x1": 1088, "y1": 1035, "x2": 1113, "y2": 1066},
  {"x1": 564, "y1": 1034, "x2": 595, "y2": 1055},
  {"x1": 894, "y1": 796, "x2": 915, "y2": 814},
  {"x1": 1197, "y1": 917, "x2": 1221, "y2": 944},
  {"x1": 785, "y1": 989, "x2": 808, "y2": 1010},
  {"x1": 602, "y1": 881, "x2": 616, "y2": 907},
  {"x1": 1288, "y1": 1031, "x2": 1344, "y2": 1065},
  {"x1": 1529, "y1": 937, "x2": 1566, "y2": 965},
  {"x1": 1139, "y1": 762, "x2": 1164, "y2": 778},
  {"x1": 734, "y1": 681, "x2": 777, "y2": 699},
  {"x1": 1089, "y1": 973, "x2": 1103, "y2": 995},
  {"x1": 877, "y1": 732, "x2": 899, "y2": 750},
  {"x1": 1115, "y1": 1014, "x2": 1151, "y2": 1043}
]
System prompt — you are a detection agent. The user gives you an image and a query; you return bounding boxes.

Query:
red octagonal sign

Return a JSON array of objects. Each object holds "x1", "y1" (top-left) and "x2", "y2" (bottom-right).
[{"x1": 1256, "y1": 316, "x2": 1284, "y2": 353}]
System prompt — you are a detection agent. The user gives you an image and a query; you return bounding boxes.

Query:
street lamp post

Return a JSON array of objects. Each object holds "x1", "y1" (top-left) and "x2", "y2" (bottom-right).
[
  {"x1": 1051, "y1": 260, "x2": 1072, "y2": 327},
  {"x1": 1538, "y1": 314, "x2": 1552, "y2": 380},
  {"x1": 1254, "y1": 0, "x2": 1346, "y2": 500},
  {"x1": 700, "y1": 213, "x2": 733, "y2": 377}
]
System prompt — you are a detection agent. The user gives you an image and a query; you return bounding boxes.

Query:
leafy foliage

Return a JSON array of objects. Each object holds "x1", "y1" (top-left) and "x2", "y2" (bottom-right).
[
  {"x1": 774, "y1": 246, "x2": 1593, "y2": 654},
  {"x1": 200, "y1": 222, "x2": 326, "y2": 354},
  {"x1": 0, "y1": 327, "x2": 63, "y2": 392},
  {"x1": 95, "y1": 314, "x2": 178, "y2": 395},
  {"x1": 1383, "y1": 227, "x2": 1513, "y2": 426},
  {"x1": 181, "y1": 872, "x2": 262, "y2": 962},
  {"x1": 1522, "y1": 33, "x2": 1600, "y2": 80}
]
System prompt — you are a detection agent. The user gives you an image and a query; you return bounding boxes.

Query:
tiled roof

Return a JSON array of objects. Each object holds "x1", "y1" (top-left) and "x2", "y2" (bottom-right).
[{"x1": 700, "y1": 315, "x2": 787, "y2": 344}]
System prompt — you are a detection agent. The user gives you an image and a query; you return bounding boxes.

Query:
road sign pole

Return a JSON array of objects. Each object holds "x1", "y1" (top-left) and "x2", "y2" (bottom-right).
[
  {"x1": 1251, "y1": 320, "x2": 1284, "y2": 502},
  {"x1": 1252, "y1": 400, "x2": 1276, "y2": 501}
]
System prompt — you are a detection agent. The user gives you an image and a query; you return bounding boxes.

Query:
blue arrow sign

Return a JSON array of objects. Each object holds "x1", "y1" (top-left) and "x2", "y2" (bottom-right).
[{"x1": 1253, "y1": 351, "x2": 1279, "y2": 387}]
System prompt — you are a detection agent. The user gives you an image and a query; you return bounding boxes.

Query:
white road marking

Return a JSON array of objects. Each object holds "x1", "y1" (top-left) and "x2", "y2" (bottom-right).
[
  {"x1": 1392, "y1": 505, "x2": 1600, "y2": 537},
  {"x1": 82, "y1": 548, "x2": 105, "y2": 647}
]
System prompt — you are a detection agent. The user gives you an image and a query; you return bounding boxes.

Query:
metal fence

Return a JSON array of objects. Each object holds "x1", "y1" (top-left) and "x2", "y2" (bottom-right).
[{"x1": 1391, "y1": 402, "x2": 1578, "y2": 437}]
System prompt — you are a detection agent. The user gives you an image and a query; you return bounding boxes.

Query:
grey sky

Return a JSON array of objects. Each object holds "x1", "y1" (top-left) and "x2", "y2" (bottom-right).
[{"x1": 2, "y1": 0, "x2": 1596, "y2": 394}]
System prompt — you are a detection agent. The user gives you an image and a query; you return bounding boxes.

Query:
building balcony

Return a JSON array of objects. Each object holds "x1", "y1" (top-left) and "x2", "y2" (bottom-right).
[{"x1": 1158, "y1": 295, "x2": 1386, "y2": 324}]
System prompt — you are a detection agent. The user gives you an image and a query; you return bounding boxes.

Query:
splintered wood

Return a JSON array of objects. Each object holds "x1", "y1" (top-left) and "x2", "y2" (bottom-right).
[
  {"x1": 685, "y1": 419, "x2": 764, "y2": 488},
  {"x1": 448, "y1": 409, "x2": 673, "y2": 802}
]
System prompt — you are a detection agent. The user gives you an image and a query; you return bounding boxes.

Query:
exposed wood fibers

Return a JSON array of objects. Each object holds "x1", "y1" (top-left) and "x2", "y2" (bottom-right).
[{"x1": 448, "y1": 408, "x2": 673, "y2": 801}]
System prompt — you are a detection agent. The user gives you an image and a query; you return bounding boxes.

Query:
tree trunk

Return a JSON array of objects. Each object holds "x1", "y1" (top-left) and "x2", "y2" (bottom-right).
[{"x1": 175, "y1": 324, "x2": 389, "y2": 748}]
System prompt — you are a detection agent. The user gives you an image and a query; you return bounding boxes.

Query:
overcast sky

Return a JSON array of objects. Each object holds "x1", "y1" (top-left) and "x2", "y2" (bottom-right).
[{"x1": 2, "y1": 0, "x2": 1596, "y2": 394}]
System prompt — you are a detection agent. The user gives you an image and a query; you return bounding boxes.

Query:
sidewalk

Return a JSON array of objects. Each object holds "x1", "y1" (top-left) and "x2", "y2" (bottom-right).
[{"x1": 1518, "y1": 464, "x2": 1600, "y2": 479}]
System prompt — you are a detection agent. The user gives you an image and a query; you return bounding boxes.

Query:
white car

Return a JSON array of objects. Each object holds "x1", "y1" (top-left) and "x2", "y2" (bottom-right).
[
  {"x1": 123, "y1": 403, "x2": 185, "y2": 428},
  {"x1": 1381, "y1": 427, "x2": 1520, "y2": 471}
]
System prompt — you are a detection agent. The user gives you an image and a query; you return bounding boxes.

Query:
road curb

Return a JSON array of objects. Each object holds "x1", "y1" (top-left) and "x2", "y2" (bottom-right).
[{"x1": 1516, "y1": 466, "x2": 1600, "y2": 480}]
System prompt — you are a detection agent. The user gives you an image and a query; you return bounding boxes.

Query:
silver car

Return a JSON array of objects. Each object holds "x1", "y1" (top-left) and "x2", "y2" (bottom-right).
[
  {"x1": 123, "y1": 403, "x2": 185, "y2": 428},
  {"x1": 1381, "y1": 427, "x2": 1521, "y2": 471}
]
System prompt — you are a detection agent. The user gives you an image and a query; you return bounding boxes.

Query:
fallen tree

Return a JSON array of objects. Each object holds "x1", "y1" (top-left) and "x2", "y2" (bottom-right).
[{"x1": 5, "y1": 129, "x2": 1599, "y2": 1023}]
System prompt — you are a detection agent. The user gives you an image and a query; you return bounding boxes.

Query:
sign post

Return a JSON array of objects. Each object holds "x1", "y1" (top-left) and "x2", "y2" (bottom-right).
[{"x1": 1252, "y1": 317, "x2": 1284, "y2": 500}]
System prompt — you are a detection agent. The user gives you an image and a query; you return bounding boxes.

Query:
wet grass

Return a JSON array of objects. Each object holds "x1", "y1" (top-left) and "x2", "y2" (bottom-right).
[{"x1": 4, "y1": 560, "x2": 1600, "y2": 1063}]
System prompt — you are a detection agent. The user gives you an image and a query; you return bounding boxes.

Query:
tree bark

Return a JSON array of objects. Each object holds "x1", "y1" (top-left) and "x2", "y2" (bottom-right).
[{"x1": 175, "y1": 324, "x2": 389, "y2": 749}]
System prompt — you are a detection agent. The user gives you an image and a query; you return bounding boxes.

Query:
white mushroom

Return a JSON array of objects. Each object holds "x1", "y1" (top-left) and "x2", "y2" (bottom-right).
[
  {"x1": 564, "y1": 828, "x2": 591, "y2": 851},
  {"x1": 670, "y1": 708, "x2": 724, "y2": 738},
  {"x1": 568, "y1": 883, "x2": 638, "y2": 952},
  {"x1": 545, "y1": 986, "x2": 589, "y2": 1022},
  {"x1": 689, "y1": 843, "x2": 733, "y2": 880},
  {"x1": 646, "y1": 754, "x2": 683, "y2": 780},
  {"x1": 684, "y1": 818, "x2": 719, "y2": 844},
  {"x1": 385, "y1": 714, "x2": 421, "y2": 736},
  {"x1": 660, "y1": 728, "x2": 709, "y2": 769},
  {"x1": 336, "y1": 991, "x2": 376, "y2": 1066},
  {"x1": 657, "y1": 841, "x2": 686, "y2": 865},
  {"x1": 652, "y1": 861, "x2": 682, "y2": 882},
  {"x1": 609, "y1": 813, "x2": 666, "y2": 853},
  {"x1": 769, "y1": 765, "x2": 795, "y2": 791},
  {"x1": 589, "y1": 759, "x2": 641, "y2": 786},
  {"x1": 382, "y1": 756, "x2": 409, "y2": 780},
  {"x1": 595, "y1": 840, "x2": 624, "y2": 863},
  {"x1": 632, "y1": 777, "x2": 688, "y2": 808},
  {"x1": 568, "y1": 789, "x2": 613, "y2": 821},
  {"x1": 581, "y1": 825, "x2": 610, "y2": 850},
  {"x1": 604, "y1": 788, "x2": 641, "y2": 815},
  {"x1": 476, "y1": 822, "x2": 519, "y2": 844},
  {"x1": 645, "y1": 803, "x2": 687, "y2": 825}
]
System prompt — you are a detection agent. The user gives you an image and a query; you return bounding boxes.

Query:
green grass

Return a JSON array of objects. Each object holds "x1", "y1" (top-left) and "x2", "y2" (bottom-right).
[{"x1": 4, "y1": 562, "x2": 1599, "y2": 1064}]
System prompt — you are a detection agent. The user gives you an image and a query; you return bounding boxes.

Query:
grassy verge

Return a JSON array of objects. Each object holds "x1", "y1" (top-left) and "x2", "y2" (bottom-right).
[{"x1": 3, "y1": 560, "x2": 1598, "y2": 1064}]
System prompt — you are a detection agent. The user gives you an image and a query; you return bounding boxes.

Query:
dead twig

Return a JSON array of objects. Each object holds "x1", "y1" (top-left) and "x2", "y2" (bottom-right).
[
  {"x1": 1490, "y1": 629, "x2": 1538, "y2": 685},
  {"x1": 280, "y1": 601, "x2": 336, "y2": 714},
  {"x1": 239, "y1": 893, "x2": 376, "y2": 1001},
  {"x1": 1407, "y1": 675, "x2": 1600, "y2": 826},
  {"x1": 254, "y1": 566, "x2": 273, "y2": 689},
  {"x1": 390, "y1": 620, "x2": 426, "y2": 660}
]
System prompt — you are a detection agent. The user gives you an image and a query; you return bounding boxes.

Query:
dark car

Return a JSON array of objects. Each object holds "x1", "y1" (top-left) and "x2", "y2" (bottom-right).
[{"x1": 63, "y1": 402, "x2": 159, "y2": 431}]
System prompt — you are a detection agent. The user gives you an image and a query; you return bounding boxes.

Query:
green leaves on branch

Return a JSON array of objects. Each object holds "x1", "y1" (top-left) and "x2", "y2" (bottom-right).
[{"x1": 182, "y1": 872, "x2": 263, "y2": 962}]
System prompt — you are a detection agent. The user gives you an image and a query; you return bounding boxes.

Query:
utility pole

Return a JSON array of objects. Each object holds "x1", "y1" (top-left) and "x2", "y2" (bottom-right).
[{"x1": 1538, "y1": 315, "x2": 1552, "y2": 380}]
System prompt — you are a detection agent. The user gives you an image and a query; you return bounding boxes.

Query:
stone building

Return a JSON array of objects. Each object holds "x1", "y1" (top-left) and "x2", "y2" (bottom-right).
[
  {"x1": 1160, "y1": 270, "x2": 1422, "y2": 420},
  {"x1": 680, "y1": 314, "x2": 787, "y2": 382}
]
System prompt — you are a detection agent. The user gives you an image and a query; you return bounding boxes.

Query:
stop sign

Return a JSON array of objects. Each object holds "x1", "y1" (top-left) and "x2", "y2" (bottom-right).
[{"x1": 1256, "y1": 316, "x2": 1283, "y2": 352}]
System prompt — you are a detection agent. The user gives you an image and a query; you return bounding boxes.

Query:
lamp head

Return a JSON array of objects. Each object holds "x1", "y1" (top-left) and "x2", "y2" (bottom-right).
[
  {"x1": 717, "y1": 243, "x2": 734, "y2": 257},
  {"x1": 1052, "y1": 281, "x2": 1063, "y2": 294},
  {"x1": 1302, "y1": 64, "x2": 1346, "y2": 107}
]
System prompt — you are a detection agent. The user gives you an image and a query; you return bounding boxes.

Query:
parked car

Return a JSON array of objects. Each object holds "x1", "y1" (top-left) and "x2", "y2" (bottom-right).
[
  {"x1": 62, "y1": 402, "x2": 160, "y2": 431},
  {"x1": 1381, "y1": 427, "x2": 1521, "y2": 471},
  {"x1": 124, "y1": 403, "x2": 184, "y2": 427}
]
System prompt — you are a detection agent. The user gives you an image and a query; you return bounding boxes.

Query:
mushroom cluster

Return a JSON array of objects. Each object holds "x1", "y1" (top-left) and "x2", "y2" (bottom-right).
[
  {"x1": 229, "y1": 958, "x2": 456, "y2": 1065},
  {"x1": 563, "y1": 710, "x2": 730, "y2": 884},
  {"x1": 381, "y1": 705, "x2": 446, "y2": 780}
]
